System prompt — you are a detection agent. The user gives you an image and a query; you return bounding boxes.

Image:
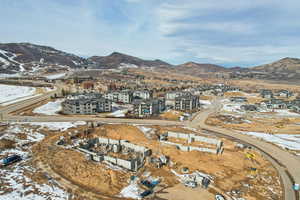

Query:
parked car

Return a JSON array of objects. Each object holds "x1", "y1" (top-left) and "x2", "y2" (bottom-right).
[
  {"x1": 140, "y1": 190, "x2": 152, "y2": 198},
  {"x1": 1, "y1": 154, "x2": 22, "y2": 166},
  {"x1": 215, "y1": 194, "x2": 226, "y2": 200}
]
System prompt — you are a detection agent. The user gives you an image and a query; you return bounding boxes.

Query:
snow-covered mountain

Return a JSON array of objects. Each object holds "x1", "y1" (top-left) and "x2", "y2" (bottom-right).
[{"x1": 0, "y1": 43, "x2": 87, "y2": 74}]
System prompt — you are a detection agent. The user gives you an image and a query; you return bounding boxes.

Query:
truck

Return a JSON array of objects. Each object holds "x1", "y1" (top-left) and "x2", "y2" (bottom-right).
[{"x1": 1, "y1": 155, "x2": 22, "y2": 166}]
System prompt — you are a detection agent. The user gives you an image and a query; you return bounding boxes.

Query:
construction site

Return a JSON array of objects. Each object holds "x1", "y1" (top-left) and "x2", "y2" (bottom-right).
[{"x1": 8, "y1": 122, "x2": 279, "y2": 200}]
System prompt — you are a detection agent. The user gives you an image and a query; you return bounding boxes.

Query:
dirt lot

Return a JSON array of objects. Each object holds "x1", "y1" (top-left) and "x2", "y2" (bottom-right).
[
  {"x1": 72, "y1": 124, "x2": 283, "y2": 199},
  {"x1": 156, "y1": 184, "x2": 215, "y2": 200},
  {"x1": 3, "y1": 123, "x2": 278, "y2": 200},
  {"x1": 206, "y1": 114, "x2": 300, "y2": 134},
  {"x1": 160, "y1": 110, "x2": 184, "y2": 121}
]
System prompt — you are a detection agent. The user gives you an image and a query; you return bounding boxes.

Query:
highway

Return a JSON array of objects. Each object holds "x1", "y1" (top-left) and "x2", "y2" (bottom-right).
[{"x1": 0, "y1": 90, "x2": 299, "y2": 199}]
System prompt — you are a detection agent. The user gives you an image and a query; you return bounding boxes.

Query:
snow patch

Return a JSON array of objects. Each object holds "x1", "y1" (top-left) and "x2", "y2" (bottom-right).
[
  {"x1": 240, "y1": 131, "x2": 300, "y2": 150},
  {"x1": 119, "y1": 63, "x2": 138, "y2": 69},
  {"x1": 108, "y1": 109, "x2": 127, "y2": 117},
  {"x1": 33, "y1": 99, "x2": 63, "y2": 115},
  {"x1": 25, "y1": 121, "x2": 86, "y2": 131},
  {"x1": 119, "y1": 182, "x2": 142, "y2": 199},
  {"x1": 0, "y1": 124, "x2": 69, "y2": 200},
  {"x1": 0, "y1": 84, "x2": 36, "y2": 105},
  {"x1": 199, "y1": 100, "x2": 211, "y2": 105},
  {"x1": 1, "y1": 94, "x2": 42, "y2": 106},
  {"x1": 275, "y1": 109, "x2": 300, "y2": 117},
  {"x1": 44, "y1": 73, "x2": 66, "y2": 80}
]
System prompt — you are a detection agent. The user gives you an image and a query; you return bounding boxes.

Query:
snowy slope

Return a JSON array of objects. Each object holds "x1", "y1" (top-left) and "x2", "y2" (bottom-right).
[
  {"x1": 0, "y1": 84, "x2": 36, "y2": 104},
  {"x1": 0, "y1": 124, "x2": 69, "y2": 200},
  {"x1": 33, "y1": 99, "x2": 63, "y2": 115},
  {"x1": 26, "y1": 121, "x2": 86, "y2": 131},
  {"x1": 44, "y1": 73, "x2": 66, "y2": 80},
  {"x1": 241, "y1": 131, "x2": 300, "y2": 151}
]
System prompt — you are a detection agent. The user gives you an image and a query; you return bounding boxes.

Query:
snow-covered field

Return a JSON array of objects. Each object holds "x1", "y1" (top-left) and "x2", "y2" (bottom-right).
[
  {"x1": 108, "y1": 109, "x2": 128, "y2": 117},
  {"x1": 0, "y1": 124, "x2": 69, "y2": 200},
  {"x1": 24, "y1": 121, "x2": 86, "y2": 131},
  {"x1": 241, "y1": 131, "x2": 300, "y2": 151},
  {"x1": 44, "y1": 73, "x2": 66, "y2": 80},
  {"x1": 200, "y1": 100, "x2": 212, "y2": 109},
  {"x1": 109, "y1": 103, "x2": 129, "y2": 117},
  {"x1": 137, "y1": 126, "x2": 156, "y2": 139},
  {"x1": 33, "y1": 99, "x2": 63, "y2": 115},
  {"x1": 0, "y1": 84, "x2": 36, "y2": 105},
  {"x1": 119, "y1": 182, "x2": 141, "y2": 199},
  {"x1": 275, "y1": 109, "x2": 300, "y2": 117},
  {"x1": 222, "y1": 103, "x2": 245, "y2": 113},
  {"x1": 199, "y1": 100, "x2": 211, "y2": 105}
]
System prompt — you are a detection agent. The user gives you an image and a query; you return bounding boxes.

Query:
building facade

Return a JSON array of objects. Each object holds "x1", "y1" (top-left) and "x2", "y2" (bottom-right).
[
  {"x1": 133, "y1": 99, "x2": 165, "y2": 117},
  {"x1": 62, "y1": 94, "x2": 112, "y2": 114},
  {"x1": 175, "y1": 95, "x2": 199, "y2": 111},
  {"x1": 104, "y1": 90, "x2": 133, "y2": 103},
  {"x1": 133, "y1": 90, "x2": 153, "y2": 100}
]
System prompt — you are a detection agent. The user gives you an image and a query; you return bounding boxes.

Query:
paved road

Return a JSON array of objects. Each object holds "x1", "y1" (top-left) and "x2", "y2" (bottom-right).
[
  {"x1": 0, "y1": 91, "x2": 56, "y2": 116},
  {"x1": 186, "y1": 99, "x2": 299, "y2": 200},
  {"x1": 4, "y1": 115, "x2": 182, "y2": 126},
  {"x1": 1, "y1": 89, "x2": 299, "y2": 199}
]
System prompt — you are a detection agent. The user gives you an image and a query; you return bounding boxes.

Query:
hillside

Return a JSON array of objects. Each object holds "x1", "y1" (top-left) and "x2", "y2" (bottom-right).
[
  {"x1": 2, "y1": 42, "x2": 300, "y2": 82},
  {"x1": 253, "y1": 57, "x2": 300, "y2": 72},
  {"x1": 88, "y1": 52, "x2": 172, "y2": 69},
  {"x1": 249, "y1": 57, "x2": 300, "y2": 80},
  {"x1": 0, "y1": 43, "x2": 86, "y2": 74},
  {"x1": 177, "y1": 62, "x2": 228, "y2": 73}
]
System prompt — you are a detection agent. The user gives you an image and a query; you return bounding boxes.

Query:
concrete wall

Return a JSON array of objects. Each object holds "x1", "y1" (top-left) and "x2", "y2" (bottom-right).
[
  {"x1": 84, "y1": 137, "x2": 150, "y2": 171},
  {"x1": 95, "y1": 137, "x2": 149, "y2": 155},
  {"x1": 100, "y1": 155, "x2": 138, "y2": 171},
  {"x1": 167, "y1": 131, "x2": 221, "y2": 146},
  {"x1": 77, "y1": 147, "x2": 97, "y2": 156},
  {"x1": 160, "y1": 140, "x2": 218, "y2": 154},
  {"x1": 189, "y1": 146, "x2": 218, "y2": 154}
]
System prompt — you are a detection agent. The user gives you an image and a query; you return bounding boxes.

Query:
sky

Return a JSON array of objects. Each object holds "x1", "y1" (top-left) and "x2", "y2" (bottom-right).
[{"x1": 1, "y1": 0, "x2": 300, "y2": 67}]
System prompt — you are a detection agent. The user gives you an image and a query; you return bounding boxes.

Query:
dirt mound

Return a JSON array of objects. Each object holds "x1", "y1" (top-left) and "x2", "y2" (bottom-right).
[
  {"x1": 0, "y1": 138, "x2": 16, "y2": 150},
  {"x1": 224, "y1": 92, "x2": 245, "y2": 97},
  {"x1": 50, "y1": 149, "x2": 129, "y2": 196}
]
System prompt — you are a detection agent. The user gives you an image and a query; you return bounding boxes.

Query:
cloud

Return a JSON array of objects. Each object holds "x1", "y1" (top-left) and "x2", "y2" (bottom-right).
[
  {"x1": 154, "y1": 0, "x2": 300, "y2": 65},
  {"x1": 1, "y1": 0, "x2": 300, "y2": 66}
]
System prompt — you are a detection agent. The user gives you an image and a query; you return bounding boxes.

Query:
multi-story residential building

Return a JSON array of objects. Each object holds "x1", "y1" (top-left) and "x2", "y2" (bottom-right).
[
  {"x1": 260, "y1": 89, "x2": 274, "y2": 99},
  {"x1": 175, "y1": 95, "x2": 199, "y2": 111},
  {"x1": 62, "y1": 93, "x2": 111, "y2": 114},
  {"x1": 66, "y1": 92, "x2": 102, "y2": 100},
  {"x1": 230, "y1": 96, "x2": 248, "y2": 103},
  {"x1": 104, "y1": 90, "x2": 133, "y2": 103},
  {"x1": 277, "y1": 90, "x2": 293, "y2": 98},
  {"x1": 165, "y1": 91, "x2": 192, "y2": 108},
  {"x1": 260, "y1": 98, "x2": 288, "y2": 109},
  {"x1": 133, "y1": 90, "x2": 153, "y2": 100},
  {"x1": 165, "y1": 91, "x2": 191, "y2": 100},
  {"x1": 133, "y1": 99, "x2": 165, "y2": 117}
]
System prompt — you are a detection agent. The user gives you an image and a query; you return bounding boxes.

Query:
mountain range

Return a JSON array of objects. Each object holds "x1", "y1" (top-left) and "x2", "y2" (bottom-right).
[{"x1": 1, "y1": 42, "x2": 300, "y2": 80}]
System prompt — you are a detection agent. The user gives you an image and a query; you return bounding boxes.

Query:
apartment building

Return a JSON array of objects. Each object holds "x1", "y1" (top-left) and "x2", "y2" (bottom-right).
[
  {"x1": 62, "y1": 94, "x2": 112, "y2": 114},
  {"x1": 133, "y1": 99, "x2": 165, "y2": 117},
  {"x1": 104, "y1": 90, "x2": 133, "y2": 103},
  {"x1": 133, "y1": 90, "x2": 153, "y2": 99},
  {"x1": 175, "y1": 95, "x2": 199, "y2": 111}
]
